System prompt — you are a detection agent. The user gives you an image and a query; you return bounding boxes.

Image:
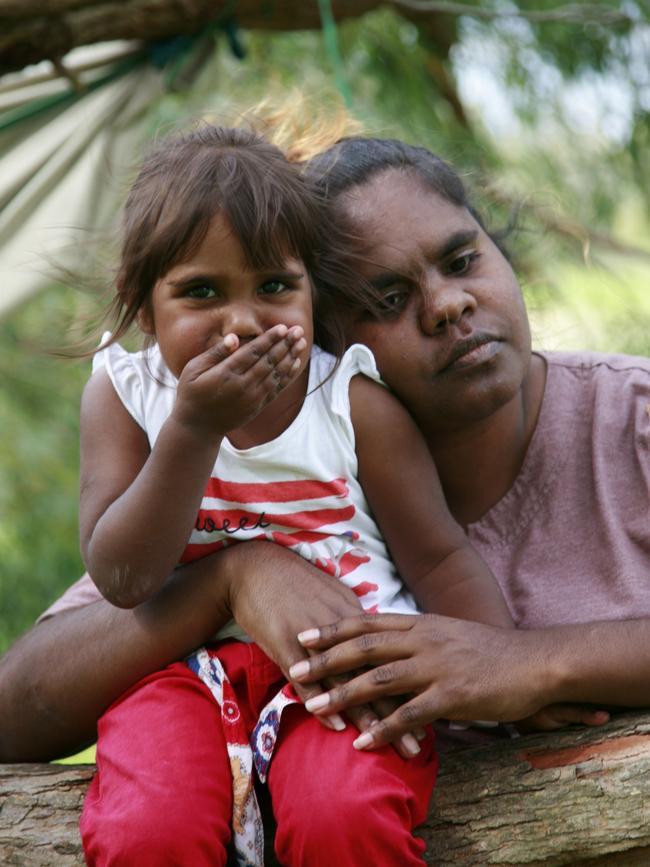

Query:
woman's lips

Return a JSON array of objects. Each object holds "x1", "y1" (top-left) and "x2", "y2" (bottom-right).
[{"x1": 439, "y1": 334, "x2": 502, "y2": 372}]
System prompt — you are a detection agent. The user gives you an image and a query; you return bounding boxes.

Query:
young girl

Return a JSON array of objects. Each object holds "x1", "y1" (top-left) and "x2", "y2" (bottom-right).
[{"x1": 79, "y1": 124, "x2": 513, "y2": 867}]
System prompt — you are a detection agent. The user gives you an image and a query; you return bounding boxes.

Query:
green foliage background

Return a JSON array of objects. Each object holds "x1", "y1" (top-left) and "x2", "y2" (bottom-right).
[{"x1": 2, "y1": 5, "x2": 650, "y2": 652}]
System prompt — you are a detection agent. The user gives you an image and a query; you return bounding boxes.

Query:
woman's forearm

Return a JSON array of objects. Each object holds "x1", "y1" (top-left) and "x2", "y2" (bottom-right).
[
  {"x1": 0, "y1": 541, "x2": 364, "y2": 762},
  {"x1": 290, "y1": 613, "x2": 650, "y2": 749},
  {"x1": 0, "y1": 556, "x2": 233, "y2": 762},
  {"x1": 541, "y1": 618, "x2": 650, "y2": 708}
]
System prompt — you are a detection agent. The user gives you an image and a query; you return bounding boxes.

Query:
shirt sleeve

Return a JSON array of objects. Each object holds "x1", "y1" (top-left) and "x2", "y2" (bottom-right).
[
  {"x1": 92, "y1": 332, "x2": 147, "y2": 429},
  {"x1": 328, "y1": 343, "x2": 385, "y2": 443},
  {"x1": 36, "y1": 573, "x2": 104, "y2": 622}
]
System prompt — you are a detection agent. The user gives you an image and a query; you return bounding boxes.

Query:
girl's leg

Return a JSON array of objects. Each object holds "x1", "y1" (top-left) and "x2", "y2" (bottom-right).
[
  {"x1": 268, "y1": 706, "x2": 438, "y2": 867},
  {"x1": 80, "y1": 662, "x2": 233, "y2": 867}
]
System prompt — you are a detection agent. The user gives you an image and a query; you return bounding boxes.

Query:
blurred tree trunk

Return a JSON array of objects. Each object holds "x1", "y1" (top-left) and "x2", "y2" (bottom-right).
[{"x1": 0, "y1": 0, "x2": 455, "y2": 75}]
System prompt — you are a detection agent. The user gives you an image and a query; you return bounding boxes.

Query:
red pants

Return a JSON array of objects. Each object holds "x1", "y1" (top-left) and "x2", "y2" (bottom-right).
[{"x1": 81, "y1": 642, "x2": 438, "y2": 866}]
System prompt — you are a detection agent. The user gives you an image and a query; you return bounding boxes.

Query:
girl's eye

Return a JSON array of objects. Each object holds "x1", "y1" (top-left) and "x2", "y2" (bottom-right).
[
  {"x1": 186, "y1": 285, "x2": 216, "y2": 299},
  {"x1": 447, "y1": 251, "x2": 479, "y2": 275},
  {"x1": 259, "y1": 280, "x2": 288, "y2": 295}
]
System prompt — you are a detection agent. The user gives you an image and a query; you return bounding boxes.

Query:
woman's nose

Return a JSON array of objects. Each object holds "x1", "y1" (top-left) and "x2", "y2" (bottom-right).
[{"x1": 418, "y1": 282, "x2": 476, "y2": 335}]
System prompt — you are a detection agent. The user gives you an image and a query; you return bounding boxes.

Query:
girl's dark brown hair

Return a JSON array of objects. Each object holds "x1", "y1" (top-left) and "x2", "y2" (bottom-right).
[{"x1": 104, "y1": 123, "x2": 379, "y2": 358}]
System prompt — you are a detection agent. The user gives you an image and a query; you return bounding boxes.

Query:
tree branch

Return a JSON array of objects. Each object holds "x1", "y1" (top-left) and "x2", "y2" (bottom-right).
[
  {"x1": 4, "y1": 712, "x2": 650, "y2": 864},
  {"x1": 390, "y1": 1, "x2": 639, "y2": 26}
]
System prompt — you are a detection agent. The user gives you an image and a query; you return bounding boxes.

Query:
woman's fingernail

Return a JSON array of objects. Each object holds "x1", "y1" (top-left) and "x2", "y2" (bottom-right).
[
  {"x1": 297, "y1": 628, "x2": 320, "y2": 645},
  {"x1": 415, "y1": 728, "x2": 427, "y2": 741},
  {"x1": 328, "y1": 714, "x2": 347, "y2": 731},
  {"x1": 305, "y1": 693, "x2": 330, "y2": 713},
  {"x1": 400, "y1": 733, "x2": 421, "y2": 756},
  {"x1": 353, "y1": 731, "x2": 374, "y2": 751},
  {"x1": 289, "y1": 660, "x2": 310, "y2": 679}
]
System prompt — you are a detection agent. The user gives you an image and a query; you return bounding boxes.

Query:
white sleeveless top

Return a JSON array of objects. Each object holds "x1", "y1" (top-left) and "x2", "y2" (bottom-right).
[{"x1": 93, "y1": 338, "x2": 418, "y2": 639}]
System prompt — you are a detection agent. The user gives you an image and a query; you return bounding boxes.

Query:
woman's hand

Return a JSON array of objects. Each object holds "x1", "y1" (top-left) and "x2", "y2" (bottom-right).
[
  {"x1": 290, "y1": 612, "x2": 560, "y2": 750},
  {"x1": 516, "y1": 705, "x2": 610, "y2": 734},
  {"x1": 223, "y1": 543, "x2": 423, "y2": 756},
  {"x1": 173, "y1": 325, "x2": 306, "y2": 440}
]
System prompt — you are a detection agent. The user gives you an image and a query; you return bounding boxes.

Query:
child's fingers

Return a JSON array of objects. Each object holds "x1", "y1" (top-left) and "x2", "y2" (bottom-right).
[
  {"x1": 370, "y1": 697, "x2": 425, "y2": 758},
  {"x1": 225, "y1": 325, "x2": 304, "y2": 377},
  {"x1": 182, "y1": 333, "x2": 241, "y2": 379},
  {"x1": 351, "y1": 697, "x2": 433, "y2": 752},
  {"x1": 185, "y1": 324, "x2": 303, "y2": 381},
  {"x1": 326, "y1": 700, "x2": 421, "y2": 758},
  {"x1": 230, "y1": 333, "x2": 306, "y2": 412},
  {"x1": 255, "y1": 346, "x2": 304, "y2": 397},
  {"x1": 321, "y1": 671, "x2": 382, "y2": 738},
  {"x1": 343, "y1": 703, "x2": 380, "y2": 734}
]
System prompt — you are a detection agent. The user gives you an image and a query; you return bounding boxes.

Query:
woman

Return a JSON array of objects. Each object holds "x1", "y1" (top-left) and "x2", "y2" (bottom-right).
[{"x1": 1, "y1": 135, "x2": 648, "y2": 764}]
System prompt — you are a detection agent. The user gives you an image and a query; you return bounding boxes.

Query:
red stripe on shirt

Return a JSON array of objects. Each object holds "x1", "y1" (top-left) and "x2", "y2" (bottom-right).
[{"x1": 203, "y1": 477, "x2": 349, "y2": 503}]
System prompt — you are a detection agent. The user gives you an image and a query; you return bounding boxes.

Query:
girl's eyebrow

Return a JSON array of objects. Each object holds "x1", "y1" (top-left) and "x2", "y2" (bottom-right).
[
  {"x1": 256, "y1": 269, "x2": 305, "y2": 280},
  {"x1": 168, "y1": 274, "x2": 214, "y2": 287},
  {"x1": 168, "y1": 269, "x2": 304, "y2": 287}
]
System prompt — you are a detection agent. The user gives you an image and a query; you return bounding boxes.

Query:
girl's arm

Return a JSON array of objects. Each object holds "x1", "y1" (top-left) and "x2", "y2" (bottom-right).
[
  {"x1": 349, "y1": 376, "x2": 513, "y2": 628},
  {"x1": 81, "y1": 328, "x2": 301, "y2": 608}
]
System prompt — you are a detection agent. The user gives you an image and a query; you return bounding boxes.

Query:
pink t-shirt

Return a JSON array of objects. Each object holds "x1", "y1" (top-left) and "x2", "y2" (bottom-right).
[
  {"x1": 40, "y1": 351, "x2": 650, "y2": 626},
  {"x1": 467, "y1": 351, "x2": 650, "y2": 628}
]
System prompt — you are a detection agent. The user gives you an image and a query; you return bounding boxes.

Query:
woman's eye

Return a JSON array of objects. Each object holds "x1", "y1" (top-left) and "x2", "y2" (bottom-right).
[
  {"x1": 259, "y1": 280, "x2": 288, "y2": 295},
  {"x1": 448, "y1": 251, "x2": 479, "y2": 275},
  {"x1": 186, "y1": 285, "x2": 216, "y2": 299},
  {"x1": 379, "y1": 288, "x2": 409, "y2": 313}
]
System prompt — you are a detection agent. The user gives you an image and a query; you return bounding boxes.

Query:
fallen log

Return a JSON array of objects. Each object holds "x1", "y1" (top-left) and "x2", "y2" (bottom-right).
[
  {"x1": 0, "y1": 762, "x2": 93, "y2": 866},
  {"x1": 427, "y1": 711, "x2": 650, "y2": 865},
  {"x1": 2, "y1": 711, "x2": 650, "y2": 865}
]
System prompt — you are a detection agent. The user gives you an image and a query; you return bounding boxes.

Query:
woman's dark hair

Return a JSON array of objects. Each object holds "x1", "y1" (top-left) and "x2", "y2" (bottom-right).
[
  {"x1": 103, "y1": 124, "x2": 377, "y2": 357},
  {"x1": 304, "y1": 136, "x2": 507, "y2": 252}
]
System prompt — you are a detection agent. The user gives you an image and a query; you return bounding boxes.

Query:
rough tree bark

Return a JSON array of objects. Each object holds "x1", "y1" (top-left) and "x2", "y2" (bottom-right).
[
  {"x1": 0, "y1": 0, "x2": 457, "y2": 76},
  {"x1": 3, "y1": 711, "x2": 650, "y2": 865}
]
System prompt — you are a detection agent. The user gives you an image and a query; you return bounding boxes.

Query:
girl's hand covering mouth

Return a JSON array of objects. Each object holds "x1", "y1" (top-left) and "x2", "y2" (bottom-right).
[{"x1": 172, "y1": 324, "x2": 306, "y2": 440}]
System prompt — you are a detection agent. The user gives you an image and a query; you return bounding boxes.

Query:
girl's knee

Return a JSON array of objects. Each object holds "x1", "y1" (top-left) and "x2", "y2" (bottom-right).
[
  {"x1": 273, "y1": 775, "x2": 428, "y2": 866},
  {"x1": 81, "y1": 782, "x2": 230, "y2": 867}
]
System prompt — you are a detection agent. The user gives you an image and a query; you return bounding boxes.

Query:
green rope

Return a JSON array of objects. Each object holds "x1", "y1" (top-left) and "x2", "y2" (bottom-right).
[
  {"x1": 317, "y1": 0, "x2": 352, "y2": 107},
  {"x1": 0, "y1": 55, "x2": 143, "y2": 133}
]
